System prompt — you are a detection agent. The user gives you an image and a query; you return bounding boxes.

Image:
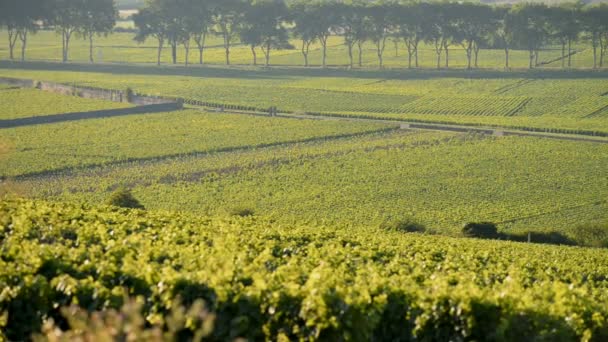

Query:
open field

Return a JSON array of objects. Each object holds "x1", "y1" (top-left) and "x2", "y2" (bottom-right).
[
  {"x1": 1, "y1": 30, "x2": 604, "y2": 70},
  {"x1": 1, "y1": 62, "x2": 607, "y2": 135},
  {"x1": 0, "y1": 88, "x2": 131, "y2": 120},
  {"x1": 16, "y1": 128, "x2": 608, "y2": 243},
  {"x1": 1, "y1": 27, "x2": 608, "y2": 338}
]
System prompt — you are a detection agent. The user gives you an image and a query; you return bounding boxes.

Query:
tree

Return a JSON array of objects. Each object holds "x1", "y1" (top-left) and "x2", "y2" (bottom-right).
[
  {"x1": 583, "y1": 4, "x2": 608, "y2": 69},
  {"x1": 291, "y1": 1, "x2": 317, "y2": 67},
  {"x1": 338, "y1": 2, "x2": 368, "y2": 69},
  {"x1": 452, "y1": 3, "x2": 495, "y2": 70},
  {"x1": 423, "y1": 3, "x2": 448, "y2": 70},
  {"x1": 510, "y1": 3, "x2": 551, "y2": 69},
  {"x1": 212, "y1": 0, "x2": 246, "y2": 65},
  {"x1": 52, "y1": 0, "x2": 83, "y2": 63},
  {"x1": 239, "y1": 0, "x2": 291, "y2": 67},
  {"x1": 547, "y1": 4, "x2": 582, "y2": 69},
  {"x1": 366, "y1": 3, "x2": 391, "y2": 69},
  {"x1": 492, "y1": 5, "x2": 516, "y2": 70},
  {"x1": 395, "y1": 3, "x2": 424, "y2": 69},
  {"x1": 78, "y1": 0, "x2": 117, "y2": 63},
  {"x1": 315, "y1": 1, "x2": 340, "y2": 68},
  {"x1": 186, "y1": 0, "x2": 214, "y2": 65},
  {"x1": 133, "y1": 4, "x2": 167, "y2": 66},
  {"x1": 0, "y1": 0, "x2": 45, "y2": 61}
]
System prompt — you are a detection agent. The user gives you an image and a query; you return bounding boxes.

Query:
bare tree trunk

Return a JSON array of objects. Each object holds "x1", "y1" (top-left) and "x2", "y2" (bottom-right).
[
  {"x1": 567, "y1": 39, "x2": 572, "y2": 68},
  {"x1": 321, "y1": 35, "x2": 328, "y2": 68},
  {"x1": 195, "y1": 31, "x2": 207, "y2": 65},
  {"x1": 18, "y1": 30, "x2": 27, "y2": 61},
  {"x1": 376, "y1": 37, "x2": 386, "y2": 69},
  {"x1": 264, "y1": 42, "x2": 271, "y2": 67},
  {"x1": 8, "y1": 29, "x2": 18, "y2": 60},
  {"x1": 393, "y1": 39, "x2": 398, "y2": 57},
  {"x1": 222, "y1": 28, "x2": 230, "y2": 65},
  {"x1": 62, "y1": 29, "x2": 72, "y2": 63},
  {"x1": 415, "y1": 42, "x2": 419, "y2": 68},
  {"x1": 435, "y1": 40, "x2": 443, "y2": 69},
  {"x1": 171, "y1": 40, "x2": 177, "y2": 64},
  {"x1": 251, "y1": 45, "x2": 257, "y2": 65},
  {"x1": 357, "y1": 41, "x2": 363, "y2": 67},
  {"x1": 406, "y1": 40, "x2": 413, "y2": 69},
  {"x1": 444, "y1": 43, "x2": 449, "y2": 69},
  {"x1": 89, "y1": 33, "x2": 94, "y2": 63},
  {"x1": 534, "y1": 50, "x2": 539, "y2": 67},
  {"x1": 529, "y1": 49, "x2": 534, "y2": 69},
  {"x1": 184, "y1": 40, "x2": 190, "y2": 66},
  {"x1": 157, "y1": 39, "x2": 163, "y2": 66},
  {"x1": 301, "y1": 40, "x2": 310, "y2": 67},
  {"x1": 473, "y1": 42, "x2": 480, "y2": 68},
  {"x1": 561, "y1": 41, "x2": 566, "y2": 68},
  {"x1": 347, "y1": 42, "x2": 354, "y2": 69},
  {"x1": 504, "y1": 47, "x2": 509, "y2": 69},
  {"x1": 592, "y1": 33, "x2": 598, "y2": 69},
  {"x1": 600, "y1": 34, "x2": 606, "y2": 68}
]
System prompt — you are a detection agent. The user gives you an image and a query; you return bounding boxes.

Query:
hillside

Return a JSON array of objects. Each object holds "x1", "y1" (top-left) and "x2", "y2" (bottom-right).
[{"x1": 1, "y1": 199, "x2": 608, "y2": 340}]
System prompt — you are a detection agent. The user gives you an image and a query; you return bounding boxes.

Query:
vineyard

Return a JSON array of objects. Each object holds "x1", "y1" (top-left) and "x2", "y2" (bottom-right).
[
  {"x1": 1, "y1": 31, "x2": 608, "y2": 339},
  {"x1": 1, "y1": 64, "x2": 607, "y2": 135},
  {"x1": 17, "y1": 128, "x2": 608, "y2": 244},
  {"x1": 0, "y1": 88, "x2": 131, "y2": 120},
  {"x1": 0, "y1": 107, "x2": 390, "y2": 177},
  {"x1": 1, "y1": 199, "x2": 608, "y2": 340}
]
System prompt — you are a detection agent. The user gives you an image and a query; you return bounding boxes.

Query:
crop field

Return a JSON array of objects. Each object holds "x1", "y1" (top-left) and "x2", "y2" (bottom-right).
[
  {"x1": 1, "y1": 30, "x2": 603, "y2": 70},
  {"x1": 16, "y1": 128, "x2": 608, "y2": 244},
  {"x1": 2, "y1": 23, "x2": 608, "y2": 339},
  {"x1": 0, "y1": 88, "x2": 131, "y2": 120},
  {"x1": 1, "y1": 64, "x2": 607, "y2": 135},
  {"x1": 2, "y1": 199, "x2": 608, "y2": 340},
  {"x1": 0, "y1": 107, "x2": 391, "y2": 177}
]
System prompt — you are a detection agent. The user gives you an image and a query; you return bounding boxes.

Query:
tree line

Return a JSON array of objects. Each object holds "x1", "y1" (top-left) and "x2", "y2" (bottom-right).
[
  {"x1": 2, "y1": 0, "x2": 608, "y2": 69},
  {"x1": 0, "y1": 0, "x2": 116, "y2": 63}
]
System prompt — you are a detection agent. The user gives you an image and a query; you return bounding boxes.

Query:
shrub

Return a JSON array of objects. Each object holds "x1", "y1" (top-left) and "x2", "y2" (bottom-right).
[
  {"x1": 572, "y1": 222, "x2": 608, "y2": 248},
  {"x1": 229, "y1": 206, "x2": 255, "y2": 217},
  {"x1": 462, "y1": 222, "x2": 499, "y2": 239},
  {"x1": 125, "y1": 87, "x2": 135, "y2": 103},
  {"x1": 106, "y1": 187, "x2": 145, "y2": 210},
  {"x1": 380, "y1": 218, "x2": 426, "y2": 233}
]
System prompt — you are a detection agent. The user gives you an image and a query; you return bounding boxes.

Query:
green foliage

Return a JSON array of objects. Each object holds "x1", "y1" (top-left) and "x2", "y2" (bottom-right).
[
  {"x1": 228, "y1": 206, "x2": 255, "y2": 218},
  {"x1": 106, "y1": 187, "x2": 144, "y2": 209},
  {"x1": 572, "y1": 221, "x2": 608, "y2": 248},
  {"x1": 2, "y1": 199, "x2": 608, "y2": 340},
  {"x1": 462, "y1": 222, "x2": 499, "y2": 239},
  {"x1": 380, "y1": 217, "x2": 426, "y2": 233}
]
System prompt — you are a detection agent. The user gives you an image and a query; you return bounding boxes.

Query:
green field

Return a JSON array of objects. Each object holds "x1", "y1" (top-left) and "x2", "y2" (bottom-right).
[
  {"x1": 1, "y1": 30, "x2": 604, "y2": 70},
  {"x1": 0, "y1": 88, "x2": 131, "y2": 120},
  {"x1": 2, "y1": 199, "x2": 608, "y2": 340},
  {"x1": 2, "y1": 32, "x2": 608, "y2": 339},
  {"x1": 1, "y1": 63, "x2": 607, "y2": 135}
]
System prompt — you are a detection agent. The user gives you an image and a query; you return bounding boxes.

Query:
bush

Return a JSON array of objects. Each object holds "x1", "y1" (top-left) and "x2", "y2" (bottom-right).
[
  {"x1": 125, "y1": 87, "x2": 135, "y2": 103},
  {"x1": 462, "y1": 222, "x2": 499, "y2": 239},
  {"x1": 229, "y1": 206, "x2": 255, "y2": 217},
  {"x1": 380, "y1": 218, "x2": 426, "y2": 233},
  {"x1": 572, "y1": 222, "x2": 608, "y2": 248},
  {"x1": 106, "y1": 187, "x2": 145, "y2": 210}
]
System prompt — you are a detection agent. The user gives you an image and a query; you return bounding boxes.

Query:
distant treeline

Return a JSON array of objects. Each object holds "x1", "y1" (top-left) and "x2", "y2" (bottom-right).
[{"x1": 1, "y1": 0, "x2": 608, "y2": 69}]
